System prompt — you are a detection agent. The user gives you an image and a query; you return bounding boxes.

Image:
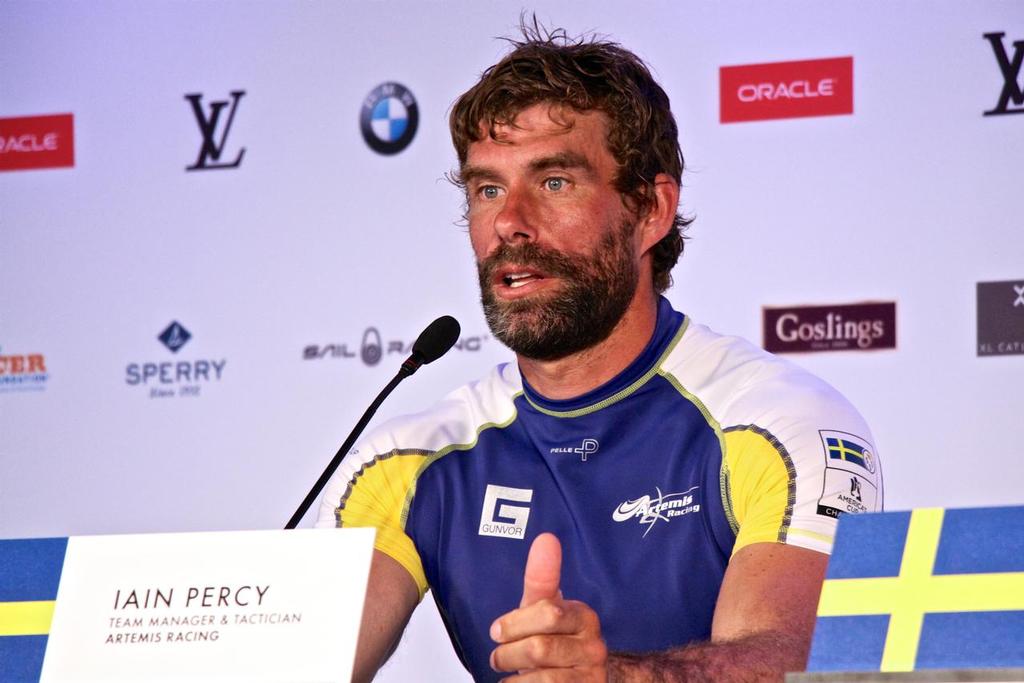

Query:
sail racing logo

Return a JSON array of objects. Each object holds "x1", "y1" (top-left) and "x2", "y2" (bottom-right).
[
  {"x1": 612, "y1": 485, "x2": 701, "y2": 537},
  {"x1": 303, "y1": 327, "x2": 489, "y2": 367}
]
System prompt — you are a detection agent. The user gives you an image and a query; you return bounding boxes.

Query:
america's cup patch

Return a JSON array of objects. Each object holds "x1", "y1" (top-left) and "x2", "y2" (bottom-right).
[{"x1": 817, "y1": 430, "x2": 880, "y2": 519}]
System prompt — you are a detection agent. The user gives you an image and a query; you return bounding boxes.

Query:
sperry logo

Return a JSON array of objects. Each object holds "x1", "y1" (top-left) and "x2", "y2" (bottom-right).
[
  {"x1": 612, "y1": 486, "x2": 700, "y2": 537},
  {"x1": 983, "y1": 32, "x2": 1024, "y2": 116},
  {"x1": 549, "y1": 438, "x2": 599, "y2": 462},
  {"x1": 478, "y1": 484, "x2": 532, "y2": 540},
  {"x1": 185, "y1": 90, "x2": 246, "y2": 171}
]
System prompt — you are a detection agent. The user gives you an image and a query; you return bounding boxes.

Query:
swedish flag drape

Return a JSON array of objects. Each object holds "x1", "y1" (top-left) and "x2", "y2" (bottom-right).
[{"x1": 808, "y1": 506, "x2": 1024, "y2": 672}]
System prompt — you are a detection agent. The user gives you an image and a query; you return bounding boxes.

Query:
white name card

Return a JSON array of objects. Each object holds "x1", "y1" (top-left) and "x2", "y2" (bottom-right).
[{"x1": 40, "y1": 528, "x2": 374, "y2": 682}]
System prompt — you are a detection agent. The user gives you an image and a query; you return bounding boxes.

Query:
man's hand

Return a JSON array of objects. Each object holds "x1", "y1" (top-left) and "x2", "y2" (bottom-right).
[{"x1": 489, "y1": 533, "x2": 608, "y2": 681}]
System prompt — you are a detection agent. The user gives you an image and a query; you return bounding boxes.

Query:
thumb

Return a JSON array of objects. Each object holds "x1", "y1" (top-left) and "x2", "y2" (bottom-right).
[{"x1": 520, "y1": 532, "x2": 562, "y2": 608}]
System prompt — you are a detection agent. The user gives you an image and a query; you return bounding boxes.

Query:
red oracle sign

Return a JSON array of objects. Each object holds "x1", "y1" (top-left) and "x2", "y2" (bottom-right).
[
  {"x1": 720, "y1": 57, "x2": 853, "y2": 123},
  {"x1": 0, "y1": 113, "x2": 75, "y2": 171}
]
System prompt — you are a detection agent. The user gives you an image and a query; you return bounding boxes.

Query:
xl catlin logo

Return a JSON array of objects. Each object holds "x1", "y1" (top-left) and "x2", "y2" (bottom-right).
[
  {"x1": 185, "y1": 91, "x2": 246, "y2": 171},
  {"x1": 977, "y1": 280, "x2": 1024, "y2": 356},
  {"x1": 763, "y1": 302, "x2": 896, "y2": 353}
]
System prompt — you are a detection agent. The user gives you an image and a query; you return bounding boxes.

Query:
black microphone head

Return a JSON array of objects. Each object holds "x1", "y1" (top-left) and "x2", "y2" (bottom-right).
[{"x1": 412, "y1": 315, "x2": 461, "y2": 365}]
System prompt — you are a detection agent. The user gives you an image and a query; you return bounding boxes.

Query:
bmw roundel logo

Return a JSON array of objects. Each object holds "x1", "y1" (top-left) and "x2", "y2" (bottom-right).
[{"x1": 360, "y1": 82, "x2": 419, "y2": 155}]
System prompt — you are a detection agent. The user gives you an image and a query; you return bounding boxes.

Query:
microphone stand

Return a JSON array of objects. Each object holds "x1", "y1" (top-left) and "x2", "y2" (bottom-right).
[{"x1": 284, "y1": 360, "x2": 418, "y2": 530}]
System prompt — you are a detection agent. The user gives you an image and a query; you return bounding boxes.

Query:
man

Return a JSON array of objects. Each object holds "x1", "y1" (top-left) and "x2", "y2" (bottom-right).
[{"x1": 317, "y1": 26, "x2": 882, "y2": 682}]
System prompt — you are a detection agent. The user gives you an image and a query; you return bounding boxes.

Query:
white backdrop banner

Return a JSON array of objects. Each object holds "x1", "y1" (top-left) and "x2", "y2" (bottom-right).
[{"x1": 2, "y1": 2, "x2": 1022, "y2": 680}]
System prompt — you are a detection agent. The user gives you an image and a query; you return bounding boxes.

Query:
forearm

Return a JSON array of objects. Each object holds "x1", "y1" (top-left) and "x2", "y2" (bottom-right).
[{"x1": 607, "y1": 631, "x2": 809, "y2": 683}]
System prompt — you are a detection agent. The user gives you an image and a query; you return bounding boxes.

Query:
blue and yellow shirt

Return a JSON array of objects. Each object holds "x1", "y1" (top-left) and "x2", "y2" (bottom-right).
[{"x1": 316, "y1": 297, "x2": 883, "y2": 681}]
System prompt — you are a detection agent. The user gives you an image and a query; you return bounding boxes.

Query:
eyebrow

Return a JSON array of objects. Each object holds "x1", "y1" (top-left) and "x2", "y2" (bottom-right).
[
  {"x1": 528, "y1": 151, "x2": 594, "y2": 176},
  {"x1": 459, "y1": 151, "x2": 596, "y2": 187}
]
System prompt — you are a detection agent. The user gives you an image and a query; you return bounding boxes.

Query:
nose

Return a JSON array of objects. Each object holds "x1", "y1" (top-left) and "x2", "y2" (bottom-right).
[{"x1": 492, "y1": 187, "x2": 537, "y2": 245}]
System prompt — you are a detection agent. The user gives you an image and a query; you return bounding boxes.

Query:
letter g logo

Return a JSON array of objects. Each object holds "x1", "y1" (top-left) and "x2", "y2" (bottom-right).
[{"x1": 478, "y1": 484, "x2": 533, "y2": 540}]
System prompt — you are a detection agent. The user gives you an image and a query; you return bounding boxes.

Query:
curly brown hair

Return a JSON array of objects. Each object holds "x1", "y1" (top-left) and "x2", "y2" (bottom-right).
[{"x1": 449, "y1": 22, "x2": 691, "y2": 293}]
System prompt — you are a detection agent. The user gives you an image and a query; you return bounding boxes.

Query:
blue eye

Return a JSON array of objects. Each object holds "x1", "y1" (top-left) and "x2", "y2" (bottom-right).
[
  {"x1": 545, "y1": 178, "x2": 565, "y2": 191},
  {"x1": 481, "y1": 186, "x2": 500, "y2": 199}
]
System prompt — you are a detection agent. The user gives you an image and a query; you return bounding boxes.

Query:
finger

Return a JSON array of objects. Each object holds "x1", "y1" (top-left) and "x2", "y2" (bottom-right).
[
  {"x1": 492, "y1": 599, "x2": 594, "y2": 643},
  {"x1": 499, "y1": 668, "x2": 597, "y2": 682},
  {"x1": 520, "y1": 532, "x2": 562, "y2": 608},
  {"x1": 490, "y1": 631, "x2": 605, "y2": 672}
]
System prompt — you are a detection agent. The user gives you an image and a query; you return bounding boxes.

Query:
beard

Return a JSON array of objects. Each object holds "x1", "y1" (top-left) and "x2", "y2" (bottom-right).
[{"x1": 477, "y1": 219, "x2": 639, "y2": 361}]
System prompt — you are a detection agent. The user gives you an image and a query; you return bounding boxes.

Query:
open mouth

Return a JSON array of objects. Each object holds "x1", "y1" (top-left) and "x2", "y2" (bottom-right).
[{"x1": 502, "y1": 271, "x2": 544, "y2": 289}]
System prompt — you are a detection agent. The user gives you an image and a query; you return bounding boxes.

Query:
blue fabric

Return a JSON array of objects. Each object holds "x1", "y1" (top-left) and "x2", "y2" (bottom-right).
[
  {"x1": 807, "y1": 615, "x2": 889, "y2": 672},
  {"x1": 917, "y1": 611, "x2": 1024, "y2": 668},
  {"x1": 0, "y1": 635, "x2": 47, "y2": 682},
  {"x1": 826, "y1": 511, "x2": 909, "y2": 580},
  {"x1": 933, "y1": 506, "x2": 1024, "y2": 575},
  {"x1": 0, "y1": 538, "x2": 67, "y2": 602}
]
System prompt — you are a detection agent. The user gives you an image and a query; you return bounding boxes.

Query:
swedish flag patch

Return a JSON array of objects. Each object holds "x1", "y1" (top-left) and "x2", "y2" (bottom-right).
[
  {"x1": 0, "y1": 538, "x2": 68, "y2": 682},
  {"x1": 808, "y1": 506, "x2": 1024, "y2": 672},
  {"x1": 822, "y1": 431, "x2": 876, "y2": 474}
]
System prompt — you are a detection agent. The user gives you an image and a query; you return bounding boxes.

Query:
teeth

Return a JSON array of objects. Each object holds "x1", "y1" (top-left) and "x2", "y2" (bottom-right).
[{"x1": 503, "y1": 272, "x2": 538, "y2": 288}]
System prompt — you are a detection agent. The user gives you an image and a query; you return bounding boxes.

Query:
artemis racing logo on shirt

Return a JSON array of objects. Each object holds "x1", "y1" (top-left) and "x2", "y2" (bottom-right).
[
  {"x1": 479, "y1": 484, "x2": 533, "y2": 540},
  {"x1": 613, "y1": 486, "x2": 701, "y2": 537}
]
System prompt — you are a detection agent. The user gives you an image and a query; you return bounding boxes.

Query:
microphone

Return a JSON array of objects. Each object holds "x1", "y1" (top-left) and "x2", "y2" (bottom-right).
[
  {"x1": 401, "y1": 315, "x2": 461, "y2": 376},
  {"x1": 285, "y1": 316, "x2": 461, "y2": 529}
]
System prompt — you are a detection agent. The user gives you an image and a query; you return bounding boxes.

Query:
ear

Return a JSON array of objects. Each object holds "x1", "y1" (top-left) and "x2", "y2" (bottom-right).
[{"x1": 637, "y1": 173, "x2": 680, "y2": 255}]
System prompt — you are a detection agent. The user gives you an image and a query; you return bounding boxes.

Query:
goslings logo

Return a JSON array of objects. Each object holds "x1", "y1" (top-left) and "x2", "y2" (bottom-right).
[
  {"x1": 549, "y1": 439, "x2": 599, "y2": 462},
  {"x1": 763, "y1": 302, "x2": 896, "y2": 353},
  {"x1": 720, "y1": 57, "x2": 853, "y2": 123},
  {"x1": 125, "y1": 322, "x2": 227, "y2": 398},
  {"x1": 0, "y1": 114, "x2": 75, "y2": 172},
  {"x1": 0, "y1": 346, "x2": 49, "y2": 392},
  {"x1": 983, "y1": 33, "x2": 1024, "y2": 116},
  {"x1": 478, "y1": 484, "x2": 532, "y2": 540},
  {"x1": 185, "y1": 91, "x2": 246, "y2": 171},
  {"x1": 612, "y1": 485, "x2": 700, "y2": 537},
  {"x1": 816, "y1": 430, "x2": 880, "y2": 518},
  {"x1": 977, "y1": 280, "x2": 1024, "y2": 356},
  {"x1": 303, "y1": 327, "x2": 489, "y2": 366},
  {"x1": 360, "y1": 82, "x2": 418, "y2": 155}
]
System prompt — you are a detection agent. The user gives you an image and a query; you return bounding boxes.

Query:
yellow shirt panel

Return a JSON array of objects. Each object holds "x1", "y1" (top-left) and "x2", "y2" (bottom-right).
[
  {"x1": 723, "y1": 427, "x2": 795, "y2": 555},
  {"x1": 336, "y1": 451, "x2": 430, "y2": 597}
]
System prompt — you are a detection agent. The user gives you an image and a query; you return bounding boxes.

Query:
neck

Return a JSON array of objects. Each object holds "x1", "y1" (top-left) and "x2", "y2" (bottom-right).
[{"x1": 517, "y1": 286, "x2": 660, "y2": 400}]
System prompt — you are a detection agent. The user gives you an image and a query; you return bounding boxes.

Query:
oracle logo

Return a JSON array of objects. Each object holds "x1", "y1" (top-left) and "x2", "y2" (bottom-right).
[
  {"x1": 721, "y1": 57, "x2": 853, "y2": 123},
  {"x1": 0, "y1": 114, "x2": 75, "y2": 171},
  {"x1": 763, "y1": 302, "x2": 896, "y2": 354},
  {"x1": 737, "y1": 78, "x2": 835, "y2": 102}
]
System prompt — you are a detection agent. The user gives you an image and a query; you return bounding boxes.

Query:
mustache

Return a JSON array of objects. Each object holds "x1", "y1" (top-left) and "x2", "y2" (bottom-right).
[{"x1": 477, "y1": 242, "x2": 587, "y2": 282}]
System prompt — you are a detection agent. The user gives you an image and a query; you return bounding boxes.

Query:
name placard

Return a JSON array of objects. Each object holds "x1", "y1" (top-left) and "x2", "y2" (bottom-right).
[{"x1": 0, "y1": 528, "x2": 374, "y2": 682}]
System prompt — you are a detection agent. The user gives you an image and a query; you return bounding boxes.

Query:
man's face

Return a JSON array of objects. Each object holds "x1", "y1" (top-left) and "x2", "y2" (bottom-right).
[{"x1": 462, "y1": 104, "x2": 642, "y2": 361}]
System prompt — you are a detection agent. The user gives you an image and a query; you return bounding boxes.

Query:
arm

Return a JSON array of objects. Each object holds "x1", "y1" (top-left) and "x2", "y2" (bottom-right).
[
  {"x1": 608, "y1": 542, "x2": 828, "y2": 682},
  {"x1": 490, "y1": 537, "x2": 827, "y2": 683},
  {"x1": 351, "y1": 550, "x2": 420, "y2": 683}
]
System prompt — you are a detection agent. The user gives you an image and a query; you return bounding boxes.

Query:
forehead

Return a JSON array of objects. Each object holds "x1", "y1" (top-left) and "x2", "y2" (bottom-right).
[{"x1": 465, "y1": 103, "x2": 613, "y2": 167}]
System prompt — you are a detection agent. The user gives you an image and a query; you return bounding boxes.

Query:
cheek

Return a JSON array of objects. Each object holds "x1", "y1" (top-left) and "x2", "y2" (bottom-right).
[{"x1": 467, "y1": 221, "x2": 493, "y2": 260}]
